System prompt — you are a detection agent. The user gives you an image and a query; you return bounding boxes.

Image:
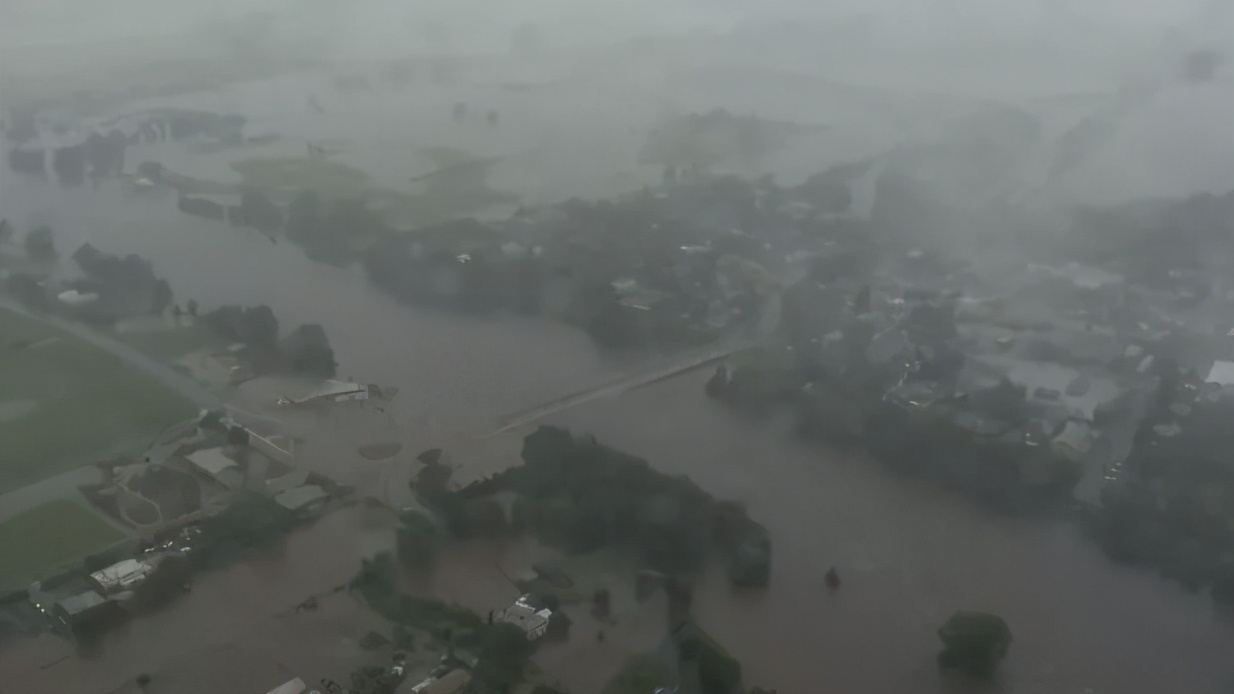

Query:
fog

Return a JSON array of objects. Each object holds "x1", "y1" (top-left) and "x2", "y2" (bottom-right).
[{"x1": 2, "y1": 1, "x2": 1233, "y2": 693}]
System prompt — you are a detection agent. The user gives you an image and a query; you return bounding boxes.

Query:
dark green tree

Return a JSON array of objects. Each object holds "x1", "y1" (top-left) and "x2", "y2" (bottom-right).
[
  {"x1": 129, "y1": 555, "x2": 192, "y2": 611},
  {"x1": 396, "y1": 511, "x2": 440, "y2": 569},
  {"x1": 937, "y1": 611, "x2": 1012, "y2": 679},
  {"x1": 474, "y1": 623, "x2": 535, "y2": 691}
]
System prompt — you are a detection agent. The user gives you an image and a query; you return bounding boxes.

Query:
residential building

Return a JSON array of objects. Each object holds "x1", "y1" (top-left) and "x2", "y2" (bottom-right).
[
  {"x1": 185, "y1": 447, "x2": 243, "y2": 488},
  {"x1": 89, "y1": 558, "x2": 154, "y2": 594},
  {"x1": 494, "y1": 595, "x2": 552, "y2": 641}
]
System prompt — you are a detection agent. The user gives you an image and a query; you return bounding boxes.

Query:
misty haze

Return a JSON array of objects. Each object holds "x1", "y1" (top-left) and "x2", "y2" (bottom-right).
[{"x1": 1, "y1": 1, "x2": 1232, "y2": 693}]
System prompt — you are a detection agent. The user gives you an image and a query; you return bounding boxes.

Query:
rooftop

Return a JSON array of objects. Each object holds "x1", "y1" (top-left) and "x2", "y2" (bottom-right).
[
  {"x1": 1205, "y1": 360, "x2": 1234, "y2": 387},
  {"x1": 495, "y1": 595, "x2": 552, "y2": 640},
  {"x1": 405, "y1": 669, "x2": 472, "y2": 694},
  {"x1": 185, "y1": 447, "x2": 239, "y2": 477},
  {"x1": 90, "y1": 558, "x2": 154, "y2": 591},
  {"x1": 56, "y1": 590, "x2": 108, "y2": 616},
  {"x1": 273, "y1": 485, "x2": 329, "y2": 512}
]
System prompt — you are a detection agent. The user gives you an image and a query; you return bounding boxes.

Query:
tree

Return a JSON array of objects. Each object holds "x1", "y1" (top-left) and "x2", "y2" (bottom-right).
[
  {"x1": 24, "y1": 226, "x2": 56, "y2": 260},
  {"x1": 203, "y1": 305, "x2": 279, "y2": 349},
  {"x1": 195, "y1": 493, "x2": 294, "y2": 565},
  {"x1": 474, "y1": 623, "x2": 535, "y2": 691},
  {"x1": 129, "y1": 555, "x2": 192, "y2": 611},
  {"x1": 226, "y1": 425, "x2": 251, "y2": 448},
  {"x1": 396, "y1": 511, "x2": 440, "y2": 569},
  {"x1": 279, "y1": 324, "x2": 337, "y2": 377},
  {"x1": 392, "y1": 623, "x2": 415, "y2": 650},
  {"x1": 937, "y1": 611, "x2": 1012, "y2": 679}
]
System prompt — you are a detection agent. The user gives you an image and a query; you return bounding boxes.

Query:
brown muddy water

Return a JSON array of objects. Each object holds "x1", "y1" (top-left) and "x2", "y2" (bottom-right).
[
  {"x1": 2, "y1": 65, "x2": 1233, "y2": 690},
  {"x1": 1, "y1": 171, "x2": 1231, "y2": 694}
]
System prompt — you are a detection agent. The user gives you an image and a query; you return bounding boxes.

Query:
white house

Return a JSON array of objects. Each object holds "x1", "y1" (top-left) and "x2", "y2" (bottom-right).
[
  {"x1": 494, "y1": 595, "x2": 552, "y2": 641},
  {"x1": 89, "y1": 558, "x2": 155, "y2": 594}
]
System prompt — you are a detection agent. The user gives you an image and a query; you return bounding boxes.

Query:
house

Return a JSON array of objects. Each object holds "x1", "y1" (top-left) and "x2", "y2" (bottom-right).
[
  {"x1": 277, "y1": 379, "x2": 397, "y2": 407},
  {"x1": 89, "y1": 558, "x2": 155, "y2": 594},
  {"x1": 274, "y1": 485, "x2": 330, "y2": 514},
  {"x1": 53, "y1": 590, "x2": 115, "y2": 629},
  {"x1": 249, "y1": 430, "x2": 297, "y2": 465},
  {"x1": 1205, "y1": 360, "x2": 1234, "y2": 387},
  {"x1": 185, "y1": 447, "x2": 243, "y2": 488},
  {"x1": 494, "y1": 595, "x2": 552, "y2": 641}
]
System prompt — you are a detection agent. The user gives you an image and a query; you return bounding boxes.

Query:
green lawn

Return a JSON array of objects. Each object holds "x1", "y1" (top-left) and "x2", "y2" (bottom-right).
[
  {"x1": 0, "y1": 307, "x2": 199, "y2": 494},
  {"x1": 0, "y1": 500, "x2": 126, "y2": 592}
]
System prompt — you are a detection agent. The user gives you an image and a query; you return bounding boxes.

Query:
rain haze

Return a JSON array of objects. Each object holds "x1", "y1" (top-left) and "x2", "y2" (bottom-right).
[{"x1": 1, "y1": 1, "x2": 1232, "y2": 694}]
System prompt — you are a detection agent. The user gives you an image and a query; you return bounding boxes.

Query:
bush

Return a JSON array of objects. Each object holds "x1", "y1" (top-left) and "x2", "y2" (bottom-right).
[
  {"x1": 474, "y1": 622, "x2": 536, "y2": 691},
  {"x1": 202, "y1": 305, "x2": 279, "y2": 350},
  {"x1": 937, "y1": 611, "x2": 1012, "y2": 679},
  {"x1": 129, "y1": 555, "x2": 192, "y2": 611},
  {"x1": 193, "y1": 493, "x2": 294, "y2": 566}
]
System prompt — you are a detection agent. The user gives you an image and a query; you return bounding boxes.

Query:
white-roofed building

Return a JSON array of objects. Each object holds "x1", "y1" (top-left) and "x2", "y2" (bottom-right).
[
  {"x1": 274, "y1": 485, "x2": 330, "y2": 514},
  {"x1": 1205, "y1": 360, "x2": 1234, "y2": 387},
  {"x1": 89, "y1": 558, "x2": 155, "y2": 594},
  {"x1": 184, "y1": 447, "x2": 243, "y2": 488},
  {"x1": 494, "y1": 595, "x2": 552, "y2": 641}
]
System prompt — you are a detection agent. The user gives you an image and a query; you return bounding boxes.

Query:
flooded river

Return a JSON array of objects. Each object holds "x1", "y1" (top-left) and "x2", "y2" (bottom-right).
[
  {"x1": 3, "y1": 164, "x2": 1232, "y2": 694},
  {"x1": 3, "y1": 48, "x2": 1234, "y2": 689}
]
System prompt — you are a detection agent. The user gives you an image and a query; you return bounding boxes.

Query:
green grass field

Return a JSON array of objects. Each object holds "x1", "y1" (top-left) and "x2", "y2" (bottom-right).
[
  {"x1": 0, "y1": 307, "x2": 199, "y2": 494},
  {"x1": 0, "y1": 500, "x2": 126, "y2": 592}
]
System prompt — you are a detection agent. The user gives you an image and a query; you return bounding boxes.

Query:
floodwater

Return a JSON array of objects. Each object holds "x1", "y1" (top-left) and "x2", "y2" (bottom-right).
[
  {"x1": 2, "y1": 56, "x2": 1233, "y2": 694},
  {"x1": 1, "y1": 504, "x2": 400, "y2": 694}
]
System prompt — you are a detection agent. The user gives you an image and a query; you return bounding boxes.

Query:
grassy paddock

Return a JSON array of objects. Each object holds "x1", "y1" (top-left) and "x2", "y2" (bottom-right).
[
  {"x1": 0, "y1": 307, "x2": 198, "y2": 494},
  {"x1": 0, "y1": 500, "x2": 127, "y2": 592}
]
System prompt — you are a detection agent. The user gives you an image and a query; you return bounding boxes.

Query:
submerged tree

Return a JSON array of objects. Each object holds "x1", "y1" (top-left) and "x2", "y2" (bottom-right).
[
  {"x1": 474, "y1": 622, "x2": 536, "y2": 692},
  {"x1": 937, "y1": 610, "x2": 1012, "y2": 679},
  {"x1": 395, "y1": 510, "x2": 440, "y2": 569}
]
